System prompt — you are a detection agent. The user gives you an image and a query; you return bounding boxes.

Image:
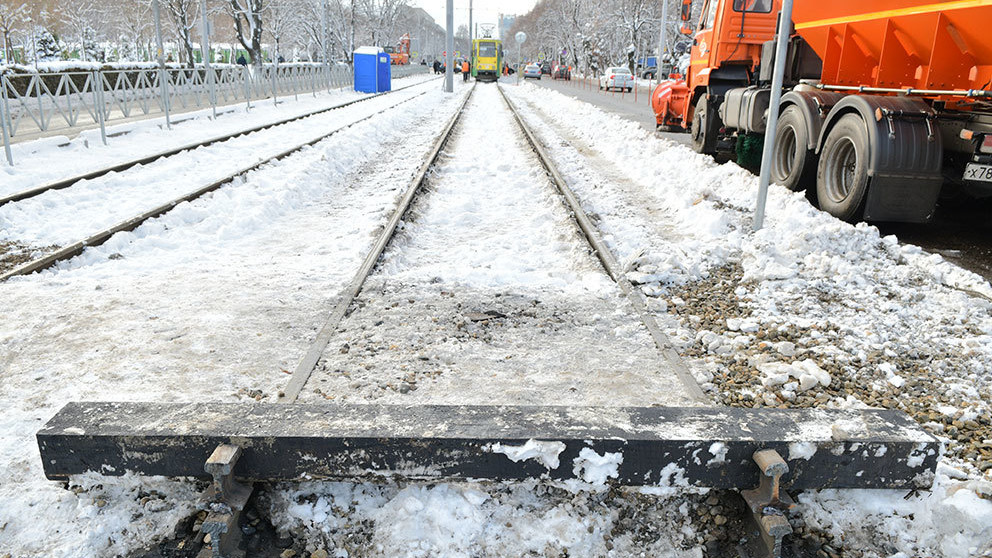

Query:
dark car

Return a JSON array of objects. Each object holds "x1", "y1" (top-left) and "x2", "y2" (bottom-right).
[
  {"x1": 553, "y1": 64, "x2": 571, "y2": 80},
  {"x1": 641, "y1": 66, "x2": 657, "y2": 79},
  {"x1": 540, "y1": 61, "x2": 552, "y2": 75}
]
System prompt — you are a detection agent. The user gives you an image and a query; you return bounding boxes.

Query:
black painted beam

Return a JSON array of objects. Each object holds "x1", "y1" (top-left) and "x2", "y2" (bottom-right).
[{"x1": 37, "y1": 402, "x2": 939, "y2": 490}]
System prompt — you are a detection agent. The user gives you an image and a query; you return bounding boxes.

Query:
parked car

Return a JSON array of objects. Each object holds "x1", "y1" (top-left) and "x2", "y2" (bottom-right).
[
  {"x1": 523, "y1": 63, "x2": 542, "y2": 79},
  {"x1": 599, "y1": 67, "x2": 634, "y2": 91},
  {"x1": 641, "y1": 66, "x2": 657, "y2": 79},
  {"x1": 540, "y1": 61, "x2": 552, "y2": 75},
  {"x1": 552, "y1": 64, "x2": 571, "y2": 80}
]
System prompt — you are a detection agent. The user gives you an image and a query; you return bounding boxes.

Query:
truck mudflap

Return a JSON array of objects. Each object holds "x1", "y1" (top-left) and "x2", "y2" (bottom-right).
[{"x1": 819, "y1": 95, "x2": 943, "y2": 223}]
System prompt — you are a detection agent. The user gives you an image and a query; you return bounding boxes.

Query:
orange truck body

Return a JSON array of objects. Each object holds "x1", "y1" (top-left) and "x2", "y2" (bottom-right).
[
  {"x1": 652, "y1": 0, "x2": 992, "y2": 223},
  {"x1": 388, "y1": 34, "x2": 411, "y2": 65},
  {"x1": 656, "y1": 0, "x2": 992, "y2": 129},
  {"x1": 794, "y1": 1, "x2": 992, "y2": 99}
]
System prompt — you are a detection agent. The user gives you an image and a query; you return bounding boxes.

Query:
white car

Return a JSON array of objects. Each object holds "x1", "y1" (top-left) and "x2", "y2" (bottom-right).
[{"x1": 599, "y1": 67, "x2": 634, "y2": 92}]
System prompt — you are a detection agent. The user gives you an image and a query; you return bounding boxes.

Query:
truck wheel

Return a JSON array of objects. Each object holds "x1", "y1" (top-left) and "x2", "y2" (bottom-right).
[
  {"x1": 816, "y1": 113, "x2": 871, "y2": 222},
  {"x1": 691, "y1": 95, "x2": 718, "y2": 154},
  {"x1": 772, "y1": 105, "x2": 817, "y2": 192}
]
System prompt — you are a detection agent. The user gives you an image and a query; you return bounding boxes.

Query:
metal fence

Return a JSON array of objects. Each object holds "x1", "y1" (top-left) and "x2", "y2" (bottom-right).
[{"x1": 0, "y1": 63, "x2": 429, "y2": 165}]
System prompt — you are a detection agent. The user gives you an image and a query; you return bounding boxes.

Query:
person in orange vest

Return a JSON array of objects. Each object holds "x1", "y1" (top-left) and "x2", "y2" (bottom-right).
[{"x1": 462, "y1": 59, "x2": 470, "y2": 82}]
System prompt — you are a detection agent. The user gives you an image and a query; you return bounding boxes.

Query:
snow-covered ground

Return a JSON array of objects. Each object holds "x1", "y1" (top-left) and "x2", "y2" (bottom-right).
[
  {"x1": 0, "y1": 73, "x2": 438, "y2": 198},
  {"x1": 0, "y1": 73, "x2": 990, "y2": 558},
  {"x1": 0, "y1": 79, "x2": 470, "y2": 557},
  {"x1": 502, "y1": 82, "x2": 992, "y2": 556}
]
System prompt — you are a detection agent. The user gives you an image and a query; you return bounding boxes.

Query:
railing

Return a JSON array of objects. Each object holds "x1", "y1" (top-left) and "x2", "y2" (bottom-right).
[{"x1": 0, "y1": 62, "x2": 429, "y2": 165}]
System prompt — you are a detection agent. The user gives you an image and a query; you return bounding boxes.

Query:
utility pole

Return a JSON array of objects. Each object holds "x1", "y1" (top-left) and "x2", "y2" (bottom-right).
[
  {"x1": 754, "y1": 0, "x2": 795, "y2": 231},
  {"x1": 322, "y1": 0, "x2": 330, "y2": 91},
  {"x1": 200, "y1": 0, "x2": 217, "y2": 119},
  {"x1": 444, "y1": 0, "x2": 453, "y2": 92},
  {"x1": 658, "y1": 0, "x2": 669, "y2": 85},
  {"x1": 469, "y1": 0, "x2": 474, "y2": 44},
  {"x1": 152, "y1": 0, "x2": 171, "y2": 130}
]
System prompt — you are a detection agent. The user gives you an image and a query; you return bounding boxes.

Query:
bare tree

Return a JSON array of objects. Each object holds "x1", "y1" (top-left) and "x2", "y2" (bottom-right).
[
  {"x1": 0, "y1": 0, "x2": 28, "y2": 63},
  {"x1": 327, "y1": 0, "x2": 355, "y2": 61},
  {"x1": 356, "y1": 0, "x2": 406, "y2": 47},
  {"x1": 59, "y1": 0, "x2": 100, "y2": 61},
  {"x1": 163, "y1": 0, "x2": 199, "y2": 66},
  {"x1": 117, "y1": 1, "x2": 152, "y2": 61},
  {"x1": 227, "y1": 0, "x2": 265, "y2": 66},
  {"x1": 266, "y1": 0, "x2": 299, "y2": 62}
]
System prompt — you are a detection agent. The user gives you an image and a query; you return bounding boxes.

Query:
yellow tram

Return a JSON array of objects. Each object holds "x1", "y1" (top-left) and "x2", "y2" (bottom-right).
[{"x1": 471, "y1": 37, "x2": 502, "y2": 82}]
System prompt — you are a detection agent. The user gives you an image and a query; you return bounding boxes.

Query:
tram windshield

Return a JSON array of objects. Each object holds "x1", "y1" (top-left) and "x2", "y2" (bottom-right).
[{"x1": 478, "y1": 42, "x2": 498, "y2": 58}]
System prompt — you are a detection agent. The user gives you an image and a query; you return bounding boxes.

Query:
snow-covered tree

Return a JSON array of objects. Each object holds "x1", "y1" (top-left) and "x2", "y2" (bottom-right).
[
  {"x1": 0, "y1": 0, "x2": 28, "y2": 63},
  {"x1": 266, "y1": 0, "x2": 300, "y2": 62},
  {"x1": 116, "y1": 1, "x2": 151, "y2": 62},
  {"x1": 59, "y1": 0, "x2": 101, "y2": 61},
  {"x1": 34, "y1": 26, "x2": 61, "y2": 61},
  {"x1": 227, "y1": 0, "x2": 265, "y2": 66},
  {"x1": 164, "y1": 0, "x2": 199, "y2": 66},
  {"x1": 356, "y1": 0, "x2": 406, "y2": 47}
]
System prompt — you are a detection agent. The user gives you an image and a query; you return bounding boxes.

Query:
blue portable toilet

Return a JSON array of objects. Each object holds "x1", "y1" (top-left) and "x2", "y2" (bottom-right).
[{"x1": 353, "y1": 46, "x2": 392, "y2": 93}]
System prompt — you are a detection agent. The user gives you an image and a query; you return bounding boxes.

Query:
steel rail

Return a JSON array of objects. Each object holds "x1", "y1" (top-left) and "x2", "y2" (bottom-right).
[
  {"x1": 0, "y1": 91, "x2": 430, "y2": 282},
  {"x1": 497, "y1": 84, "x2": 709, "y2": 404},
  {"x1": 279, "y1": 84, "x2": 478, "y2": 403},
  {"x1": 0, "y1": 76, "x2": 441, "y2": 207}
]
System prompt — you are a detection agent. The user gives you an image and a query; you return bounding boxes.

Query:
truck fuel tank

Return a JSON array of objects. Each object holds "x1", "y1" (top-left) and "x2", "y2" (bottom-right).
[{"x1": 721, "y1": 86, "x2": 771, "y2": 134}]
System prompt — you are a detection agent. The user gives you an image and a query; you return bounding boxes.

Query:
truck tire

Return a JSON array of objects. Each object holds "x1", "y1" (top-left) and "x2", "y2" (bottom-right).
[
  {"x1": 816, "y1": 113, "x2": 871, "y2": 222},
  {"x1": 690, "y1": 96, "x2": 713, "y2": 154},
  {"x1": 772, "y1": 105, "x2": 816, "y2": 192}
]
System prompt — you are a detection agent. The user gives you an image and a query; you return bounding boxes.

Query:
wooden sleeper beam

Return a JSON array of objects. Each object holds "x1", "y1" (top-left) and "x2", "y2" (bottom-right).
[{"x1": 37, "y1": 402, "x2": 939, "y2": 490}]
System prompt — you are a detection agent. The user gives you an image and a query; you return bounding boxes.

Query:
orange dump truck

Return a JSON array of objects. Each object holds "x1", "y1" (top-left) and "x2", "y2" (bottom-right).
[
  {"x1": 386, "y1": 34, "x2": 411, "y2": 65},
  {"x1": 652, "y1": 0, "x2": 992, "y2": 222}
]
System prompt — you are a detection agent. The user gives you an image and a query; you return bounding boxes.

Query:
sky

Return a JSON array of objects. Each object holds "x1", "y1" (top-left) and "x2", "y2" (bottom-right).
[{"x1": 409, "y1": 0, "x2": 539, "y2": 38}]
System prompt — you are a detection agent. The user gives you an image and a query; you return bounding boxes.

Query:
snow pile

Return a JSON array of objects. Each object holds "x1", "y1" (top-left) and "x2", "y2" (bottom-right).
[
  {"x1": 487, "y1": 440, "x2": 566, "y2": 470},
  {"x1": 799, "y1": 465, "x2": 992, "y2": 558},
  {"x1": 266, "y1": 479, "x2": 706, "y2": 558},
  {"x1": 572, "y1": 448, "x2": 623, "y2": 485}
]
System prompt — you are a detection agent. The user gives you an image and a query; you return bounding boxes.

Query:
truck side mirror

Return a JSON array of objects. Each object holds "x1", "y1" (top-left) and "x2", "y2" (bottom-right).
[{"x1": 680, "y1": 0, "x2": 694, "y2": 34}]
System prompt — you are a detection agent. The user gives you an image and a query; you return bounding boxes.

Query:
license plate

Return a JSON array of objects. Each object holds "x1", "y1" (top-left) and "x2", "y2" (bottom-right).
[{"x1": 964, "y1": 163, "x2": 992, "y2": 183}]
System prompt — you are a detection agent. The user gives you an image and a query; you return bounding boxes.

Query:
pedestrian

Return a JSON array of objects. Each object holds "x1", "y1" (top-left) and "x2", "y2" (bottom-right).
[
  {"x1": 237, "y1": 54, "x2": 247, "y2": 66},
  {"x1": 462, "y1": 59, "x2": 470, "y2": 82},
  {"x1": 432, "y1": 59, "x2": 441, "y2": 74}
]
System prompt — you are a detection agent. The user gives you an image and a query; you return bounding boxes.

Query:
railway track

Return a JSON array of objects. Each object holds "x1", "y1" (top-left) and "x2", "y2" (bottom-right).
[
  {"x1": 0, "y1": 79, "x2": 440, "y2": 281},
  {"x1": 278, "y1": 81, "x2": 706, "y2": 407},
  {"x1": 33, "y1": 82, "x2": 938, "y2": 558},
  {"x1": 0, "y1": 76, "x2": 440, "y2": 207}
]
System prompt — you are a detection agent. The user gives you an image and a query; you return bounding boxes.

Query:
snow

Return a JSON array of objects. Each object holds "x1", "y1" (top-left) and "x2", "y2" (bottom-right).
[
  {"x1": 0, "y1": 79, "x2": 469, "y2": 557},
  {"x1": 502, "y1": 81, "x2": 992, "y2": 556},
  {"x1": 0, "y1": 73, "x2": 438, "y2": 198},
  {"x1": 488, "y1": 440, "x2": 567, "y2": 470},
  {"x1": 571, "y1": 448, "x2": 623, "y2": 486},
  {"x1": 1, "y1": 72, "x2": 991, "y2": 557}
]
